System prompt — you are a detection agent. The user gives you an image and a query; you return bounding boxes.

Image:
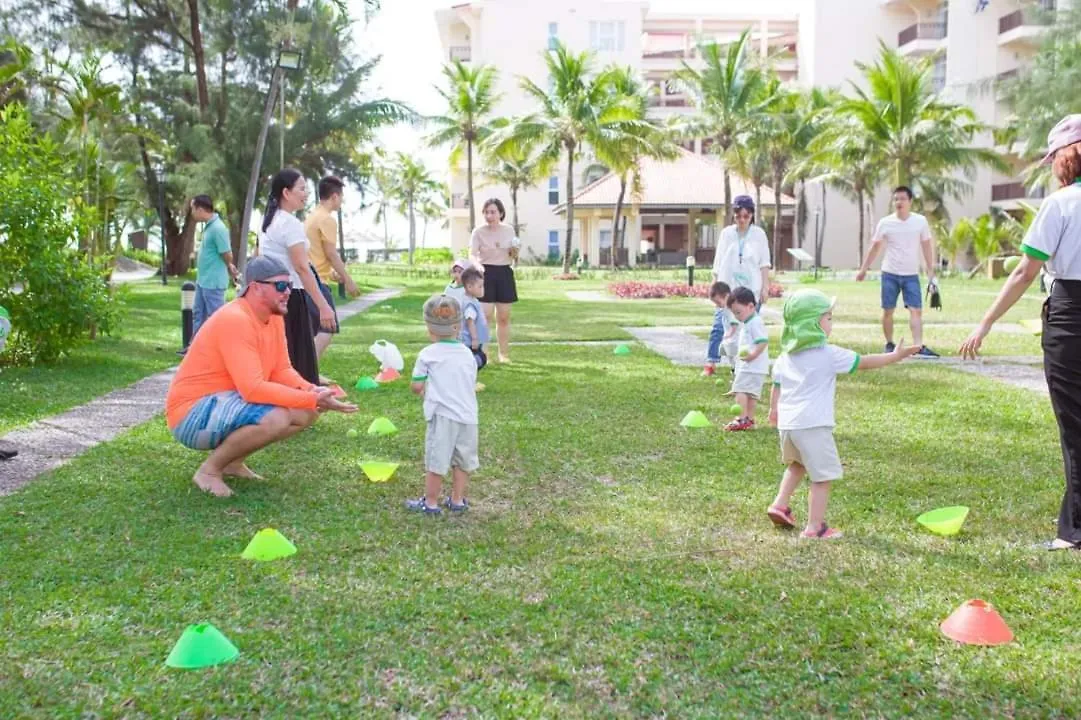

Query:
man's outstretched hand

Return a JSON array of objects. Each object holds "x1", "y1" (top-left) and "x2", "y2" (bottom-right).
[{"x1": 316, "y1": 389, "x2": 357, "y2": 413}]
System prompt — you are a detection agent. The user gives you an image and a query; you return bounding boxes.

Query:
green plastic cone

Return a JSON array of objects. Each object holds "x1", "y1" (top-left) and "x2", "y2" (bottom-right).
[
  {"x1": 165, "y1": 623, "x2": 239, "y2": 669},
  {"x1": 613, "y1": 344, "x2": 632, "y2": 356},
  {"x1": 360, "y1": 461, "x2": 399, "y2": 483},
  {"x1": 367, "y1": 417, "x2": 399, "y2": 436},
  {"x1": 917, "y1": 506, "x2": 970, "y2": 536},
  {"x1": 240, "y1": 528, "x2": 297, "y2": 561},
  {"x1": 354, "y1": 376, "x2": 380, "y2": 391},
  {"x1": 680, "y1": 411, "x2": 712, "y2": 429}
]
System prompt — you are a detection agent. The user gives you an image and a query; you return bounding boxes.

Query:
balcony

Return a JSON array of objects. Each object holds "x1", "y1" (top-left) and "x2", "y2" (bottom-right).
[
  {"x1": 991, "y1": 181, "x2": 1048, "y2": 210},
  {"x1": 998, "y1": 4, "x2": 1055, "y2": 48},
  {"x1": 448, "y1": 45, "x2": 471, "y2": 63},
  {"x1": 449, "y1": 193, "x2": 470, "y2": 216},
  {"x1": 897, "y1": 22, "x2": 946, "y2": 56}
]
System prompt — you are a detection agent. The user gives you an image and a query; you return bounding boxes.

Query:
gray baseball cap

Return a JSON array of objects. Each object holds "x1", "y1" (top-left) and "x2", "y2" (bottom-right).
[
  {"x1": 423, "y1": 294, "x2": 461, "y2": 338},
  {"x1": 239, "y1": 255, "x2": 291, "y2": 297},
  {"x1": 1041, "y1": 114, "x2": 1081, "y2": 165}
]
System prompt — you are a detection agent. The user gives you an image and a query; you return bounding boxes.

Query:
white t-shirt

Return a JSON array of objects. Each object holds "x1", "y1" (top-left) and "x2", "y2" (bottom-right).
[
  {"x1": 411, "y1": 340, "x2": 478, "y2": 424},
  {"x1": 736, "y1": 314, "x2": 770, "y2": 374},
  {"x1": 260, "y1": 211, "x2": 309, "y2": 289},
  {"x1": 1020, "y1": 183, "x2": 1081, "y2": 281},
  {"x1": 771, "y1": 344, "x2": 860, "y2": 430},
  {"x1": 712, "y1": 225, "x2": 771, "y2": 299},
  {"x1": 871, "y1": 213, "x2": 931, "y2": 276}
]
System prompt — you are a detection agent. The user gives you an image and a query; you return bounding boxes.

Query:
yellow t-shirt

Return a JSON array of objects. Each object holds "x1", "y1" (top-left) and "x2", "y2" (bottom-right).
[{"x1": 304, "y1": 205, "x2": 338, "y2": 281}]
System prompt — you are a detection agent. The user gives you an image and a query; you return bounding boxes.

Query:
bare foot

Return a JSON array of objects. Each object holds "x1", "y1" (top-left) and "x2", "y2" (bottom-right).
[
  {"x1": 193, "y1": 469, "x2": 234, "y2": 497},
  {"x1": 223, "y1": 462, "x2": 265, "y2": 480},
  {"x1": 497, "y1": 354, "x2": 511, "y2": 364}
]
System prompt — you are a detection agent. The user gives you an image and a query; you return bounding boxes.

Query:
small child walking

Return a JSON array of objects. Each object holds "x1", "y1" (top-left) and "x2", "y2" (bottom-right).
[
  {"x1": 406, "y1": 294, "x2": 480, "y2": 515},
  {"x1": 767, "y1": 289, "x2": 919, "y2": 539},
  {"x1": 444, "y1": 259, "x2": 469, "y2": 301},
  {"x1": 459, "y1": 267, "x2": 490, "y2": 390},
  {"x1": 725, "y1": 287, "x2": 769, "y2": 431},
  {"x1": 702, "y1": 281, "x2": 738, "y2": 377}
]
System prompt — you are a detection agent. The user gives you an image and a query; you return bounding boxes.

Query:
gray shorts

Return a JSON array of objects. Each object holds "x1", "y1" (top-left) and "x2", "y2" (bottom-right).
[
  {"x1": 780, "y1": 427, "x2": 843, "y2": 483},
  {"x1": 729, "y1": 371, "x2": 767, "y2": 399},
  {"x1": 425, "y1": 414, "x2": 479, "y2": 476}
]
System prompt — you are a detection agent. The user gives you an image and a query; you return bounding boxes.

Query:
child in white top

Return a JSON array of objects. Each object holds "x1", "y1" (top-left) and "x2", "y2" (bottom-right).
[
  {"x1": 406, "y1": 294, "x2": 479, "y2": 515},
  {"x1": 767, "y1": 289, "x2": 919, "y2": 539},
  {"x1": 725, "y1": 287, "x2": 770, "y2": 431},
  {"x1": 444, "y1": 258, "x2": 469, "y2": 301},
  {"x1": 702, "y1": 281, "x2": 739, "y2": 377}
]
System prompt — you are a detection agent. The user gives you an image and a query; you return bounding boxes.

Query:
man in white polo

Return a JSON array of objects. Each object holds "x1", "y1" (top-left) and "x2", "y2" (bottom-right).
[{"x1": 856, "y1": 185, "x2": 940, "y2": 358}]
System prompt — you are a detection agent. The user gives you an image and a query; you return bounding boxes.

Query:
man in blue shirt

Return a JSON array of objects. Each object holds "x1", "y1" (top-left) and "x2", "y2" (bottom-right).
[{"x1": 190, "y1": 195, "x2": 238, "y2": 343}]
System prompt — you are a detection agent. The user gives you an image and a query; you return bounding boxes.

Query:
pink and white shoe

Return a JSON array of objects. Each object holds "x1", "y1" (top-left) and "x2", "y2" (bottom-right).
[
  {"x1": 767, "y1": 505, "x2": 796, "y2": 528},
  {"x1": 724, "y1": 417, "x2": 755, "y2": 432},
  {"x1": 800, "y1": 523, "x2": 843, "y2": 540},
  {"x1": 700, "y1": 365, "x2": 716, "y2": 377}
]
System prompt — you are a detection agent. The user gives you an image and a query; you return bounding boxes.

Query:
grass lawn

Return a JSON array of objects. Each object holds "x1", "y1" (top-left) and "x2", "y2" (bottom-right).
[{"x1": 0, "y1": 275, "x2": 1075, "y2": 717}]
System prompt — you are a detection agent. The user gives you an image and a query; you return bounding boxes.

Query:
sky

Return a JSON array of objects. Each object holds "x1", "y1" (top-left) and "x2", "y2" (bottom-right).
[{"x1": 346, "y1": 0, "x2": 806, "y2": 247}]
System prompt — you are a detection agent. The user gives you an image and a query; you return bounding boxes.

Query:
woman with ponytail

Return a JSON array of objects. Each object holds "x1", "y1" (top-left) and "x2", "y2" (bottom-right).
[{"x1": 258, "y1": 168, "x2": 334, "y2": 385}]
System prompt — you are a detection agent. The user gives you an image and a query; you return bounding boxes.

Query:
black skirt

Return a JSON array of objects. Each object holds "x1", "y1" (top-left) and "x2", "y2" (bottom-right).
[
  {"x1": 285, "y1": 288, "x2": 320, "y2": 385},
  {"x1": 481, "y1": 264, "x2": 518, "y2": 304}
]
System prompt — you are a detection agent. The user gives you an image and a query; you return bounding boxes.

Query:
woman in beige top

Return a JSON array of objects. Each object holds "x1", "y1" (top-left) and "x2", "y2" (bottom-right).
[{"x1": 470, "y1": 198, "x2": 518, "y2": 363}]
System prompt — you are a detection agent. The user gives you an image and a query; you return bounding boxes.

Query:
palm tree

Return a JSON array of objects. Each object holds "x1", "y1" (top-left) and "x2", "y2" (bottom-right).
[
  {"x1": 806, "y1": 113, "x2": 886, "y2": 267},
  {"x1": 385, "y1": 152, "x2": 440, "y2": 264},
  {"x1": 482, "y1": 138, "x2": 547, "y2": 239},
  {"x1": 675, "y1": 30, "x2": 767, "y2": 225},
  {"x1": 968, "y1": 214, "x2": 1014, "y2": 272},
  {"x1": 841, "y1": 43, "x2": 1005, "y2": 205},
  {"x1": 589, "y1": 66, "x2": 680, "y2": 268},
  {"x1": 427, "y1": 61, "x2": 499, "y2": 231},
  {"x1": 730, "y1": 124, "x2": 772, "y2": 230},
  {"x1": 934, "y1": 217, "x2": 973, "y2": 272},
  {"x1": 493, "y1": 42, "x2": 643, "y2": 274}
]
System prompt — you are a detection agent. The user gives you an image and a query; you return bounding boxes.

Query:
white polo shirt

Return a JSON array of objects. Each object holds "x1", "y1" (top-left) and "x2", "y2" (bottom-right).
[
  {"x1": 771, "y1": 344, "x2": 861, "y2": 430},
  {"x1": 871, "y1": 212, "x2": 932, "y2": 276},
  {"x1": 1020, "y1": 183, "x2": 1081, "y2": 281}
]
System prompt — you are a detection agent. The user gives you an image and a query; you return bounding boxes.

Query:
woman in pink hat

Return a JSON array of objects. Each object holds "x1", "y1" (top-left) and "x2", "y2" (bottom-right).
[{"x1": 962, "y1": 114, "x2": 1081, "y2": 550}]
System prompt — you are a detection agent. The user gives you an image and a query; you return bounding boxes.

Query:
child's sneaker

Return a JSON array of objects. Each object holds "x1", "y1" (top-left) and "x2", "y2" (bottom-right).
[
  {"x1": 443, "y1": 497, "x2": 470, "y2": 512},
  {"x1": 800, "y1": 523, "x2": 843, "y2": 540},
  {"x1": 405, "y1": 497, "x2": 442, "y2": 515},
  {"x1": 724, "y1": 417, "x2": 755, "y2": 432},
  {"x1": 767, "y1": 505, "x2": 796, "y2": 528},
  {"x1": 700, "y1": 364, "x2": 715, "y2": 377}
]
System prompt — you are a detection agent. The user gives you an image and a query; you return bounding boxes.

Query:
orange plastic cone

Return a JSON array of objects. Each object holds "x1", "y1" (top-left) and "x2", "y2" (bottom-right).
[
  {"x1": 940, "y1": 599, "x2": 1013, "y2": 646},
  {"x1": 375, "y1": 368, "x2": 401, "y2": 383}
]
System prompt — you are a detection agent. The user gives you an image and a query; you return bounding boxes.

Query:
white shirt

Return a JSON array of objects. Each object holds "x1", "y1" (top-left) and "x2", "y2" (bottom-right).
[
  {"x1": 871, "y1": 213, "x2": 931, "y2": 276},
  {"x1": 1021, "y1": 183, "x2": 1081, "y2": 281},
  {"x1": 411, "y1": 340, "x2": 478, "y2": 424},
  {"x1": 771, "y1": 345, "x2": 860, "y2": 430},
  {"x1": 736, "y1": 314, "x2": 770, "y2": 374},
  {"x1": 712, "y1": 224, "x2": 771, "y2": 299},
  {"x1": 259, "y1": 211, "x2": 309, "y2": 289}
]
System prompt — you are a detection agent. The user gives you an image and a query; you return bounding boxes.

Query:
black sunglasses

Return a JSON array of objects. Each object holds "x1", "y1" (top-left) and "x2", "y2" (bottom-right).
[{"x1": 256, "y1": 280, "x2": 291, "y2": 293}]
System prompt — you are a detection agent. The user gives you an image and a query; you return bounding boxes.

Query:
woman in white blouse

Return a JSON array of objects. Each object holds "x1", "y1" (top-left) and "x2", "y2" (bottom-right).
[
  {"x1": 258, "y1": 168, "x2": 335, "y2": 384},
  {"x1": 470, "y1": 198, "x2": 518, "y2": 363},
  {"x1": 711, "y1": 195, "x2": 772, "y2": 308},
  {"x1": 962, "y1": 114, "x2": 1081, "y2": 550}
]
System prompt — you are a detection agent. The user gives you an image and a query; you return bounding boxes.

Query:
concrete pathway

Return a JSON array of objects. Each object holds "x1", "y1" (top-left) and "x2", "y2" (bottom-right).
[{"x1": 0, "y1": 288, "x2": 402, "y2": 496}]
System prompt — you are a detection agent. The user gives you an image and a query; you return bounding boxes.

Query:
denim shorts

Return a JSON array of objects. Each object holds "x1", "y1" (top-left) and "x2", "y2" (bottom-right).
[
  {"x1": 881, "y1": 272, "x2": 922, "y2": 310},
  {"x1": 172, "y1": 391, "x2": 276, "y2": 451}
]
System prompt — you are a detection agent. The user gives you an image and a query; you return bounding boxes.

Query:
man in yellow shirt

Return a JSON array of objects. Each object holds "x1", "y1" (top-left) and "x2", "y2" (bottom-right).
[{"x1": 305, "y1": 176, "x2": 360, "y2": 360}]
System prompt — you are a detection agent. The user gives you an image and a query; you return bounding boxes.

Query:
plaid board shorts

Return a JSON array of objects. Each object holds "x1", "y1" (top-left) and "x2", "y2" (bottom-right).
[{"x1": 172, "y1": 391, "x2": 276, "y2": 451}]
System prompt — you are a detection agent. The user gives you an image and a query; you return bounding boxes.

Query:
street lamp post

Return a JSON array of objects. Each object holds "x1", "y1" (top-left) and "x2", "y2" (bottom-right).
[
  {"x1": 154, "y1": 158, "x2": 167, "y2": 286},
  {"x1": 813, "y1": 208, "x2": 821, "y2": 281}
]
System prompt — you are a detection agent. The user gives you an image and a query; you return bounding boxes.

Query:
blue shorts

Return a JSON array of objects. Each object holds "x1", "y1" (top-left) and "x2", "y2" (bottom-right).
[
  {"x1": 172, "y1": 391, "x2": 276, "y2": 450},
  {"x1": 881, "y1": 272, "x2": 922, "y2": 310}
]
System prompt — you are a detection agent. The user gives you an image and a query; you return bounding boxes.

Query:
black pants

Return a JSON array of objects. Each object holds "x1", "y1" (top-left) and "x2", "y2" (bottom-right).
[
  {"x1": 1044, "y1": 280, "x2": 1081, "y2": 543},
  {"x1": 473, "y1": 346, "x2": 487, "y2": 371},
  {"x1": 285, "y1": 289, "x2": 320, "y2": 385}
]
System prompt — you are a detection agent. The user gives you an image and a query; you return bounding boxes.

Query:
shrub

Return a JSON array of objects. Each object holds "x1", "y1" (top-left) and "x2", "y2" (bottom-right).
[
  {"x1": 0, "y1": 104, "x2": 119, "y2": 365},
  {"x1": 413, "y1": 248, "x2": 454, "y2": 264},
  {"x1": 121, "y1": 248, "x2": 163, "y2": 267}
]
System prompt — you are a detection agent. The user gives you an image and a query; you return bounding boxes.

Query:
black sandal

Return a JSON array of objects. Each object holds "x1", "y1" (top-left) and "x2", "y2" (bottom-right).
[{"x1": 0, "y1": 448, "x2": 16, "y2": 461}]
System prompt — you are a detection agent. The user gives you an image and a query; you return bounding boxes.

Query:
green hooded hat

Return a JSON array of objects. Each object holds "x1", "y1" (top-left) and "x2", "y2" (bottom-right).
[{"x1": 780, "y1": 289, "x2": 835, "y2": 355}]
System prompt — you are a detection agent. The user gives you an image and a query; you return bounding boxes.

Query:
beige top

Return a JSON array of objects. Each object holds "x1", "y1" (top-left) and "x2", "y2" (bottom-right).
[{"x1": 470, "y1": 223, "x2": 515, "y2": 266}]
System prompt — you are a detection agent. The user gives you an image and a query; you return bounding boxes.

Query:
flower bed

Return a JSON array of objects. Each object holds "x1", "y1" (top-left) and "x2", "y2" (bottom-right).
[{"x1": 608, "y1": 281, "x2": 786, "y2": 300}]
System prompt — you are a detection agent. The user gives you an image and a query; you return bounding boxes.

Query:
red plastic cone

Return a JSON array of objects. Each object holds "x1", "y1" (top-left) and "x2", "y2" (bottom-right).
[
  {"x1": 375, "y1": 368, "x2": 401, "y2": 383},
  {"x1": 940, "y1": 599, "x2": 1013, "y2": 646}
]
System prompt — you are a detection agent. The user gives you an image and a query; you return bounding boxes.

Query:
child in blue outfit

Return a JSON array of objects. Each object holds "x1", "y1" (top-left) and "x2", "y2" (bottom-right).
[
  {"x1": 702, "y1": 281, "x2": 737, "y2": 377},
  {"x1": 767, "y1": 289, "x2": 919, "y2": 539},
  {"x1": 459, "y1": 268, "x2": 490, "y2": 388}
]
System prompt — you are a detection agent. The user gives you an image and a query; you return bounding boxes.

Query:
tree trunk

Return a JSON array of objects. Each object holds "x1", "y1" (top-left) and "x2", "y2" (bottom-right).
[
  {"x1": 856, "y1": 187, "x2": 865, "y2": 267},
  {"x1": 466, "y1": 136, "x2": 476, "y2": 231},
  {"x1": 611, "y1": 174, "x2": 627, "y2": 269},
  {"x1": 407, "y1": 198, "x2": 416, "y2": 265},
  {"x1": 772, "y1": 163, "x2": 784, "y2": 269},
  {"x1": 186, "y1": 0, "x2": 210, "y2": 114},
  {"x1": 754, "y1": 183, "x2": 762, "y2": 229},
  {"x1": 816, "y1": 182, "x2": 828, "y2": 268},
  {"x1": 382, "y1": 204, "x2": 390, "y2": 248},
  {"x1": 510, "y1": 185, "x2": 520, "y2": 237},
  {"x1": 237, "y1": 67, "x2": 283, "y2": 271},
  {"x1": 216, "y1": 50, "x2": 228, "y2": 137},
  {"x1": 563, "y1": 149, "x2": 576, "y2": 275},
  {"x1": 796, "y1": 180, "x2": 807, "y2": 249},
  {"x1": 723, "y1": 167, "x2": 733, "y2": 227}
]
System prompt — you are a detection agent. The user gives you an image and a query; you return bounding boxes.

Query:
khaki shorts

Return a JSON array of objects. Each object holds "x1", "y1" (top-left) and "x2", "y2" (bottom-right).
[
  {"x1": 729, "y1": 371, "x2": 767, "y2": 399},
  {"x1": 425, "y1": 414, "x2": 480, "y2": 476},
  {"x1": 780, "y1": 427, "x2": 843, "y2": 483}
]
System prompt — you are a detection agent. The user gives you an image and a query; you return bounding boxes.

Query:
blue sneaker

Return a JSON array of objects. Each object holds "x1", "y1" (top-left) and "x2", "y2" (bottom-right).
[
  {"x1": 443, "y1": 497, "x2": 470, "y2": 513},
  {"x1": 885, "y1": 342, "x2": 896, "y2": 353},
  {"x1": 405, "y1": 497, "x2": 442, "y2": 515},
  {"x1": 916, "y1": 345, "x2": 940, "y2": 358}
]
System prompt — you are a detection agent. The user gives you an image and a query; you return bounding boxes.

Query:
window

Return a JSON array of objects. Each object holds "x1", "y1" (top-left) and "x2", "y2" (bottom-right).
[
  {"x1": 599, "y1": 229, "x2": 613, "y2": 249},
  {"x1": 590, "y1": 21, "x2": 626, "y2": 52},
  {"x1": 931, "y1": 56, "x2": 946, "y2": 93},
  {"x1": 548, "y1": 22, "x2": 559, "y2": 51},
  {"x1": 548, "y1": 176, "x2": 559, "y2": 205},
  {"x1": 548, "y1": 230, "x2": 560, "y2": 259}
]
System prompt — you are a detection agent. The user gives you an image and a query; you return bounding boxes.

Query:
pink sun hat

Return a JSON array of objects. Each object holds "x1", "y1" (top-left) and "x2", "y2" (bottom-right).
[{"x1": 1041, "y1": 114, "x2": 1081, "y2": 165}]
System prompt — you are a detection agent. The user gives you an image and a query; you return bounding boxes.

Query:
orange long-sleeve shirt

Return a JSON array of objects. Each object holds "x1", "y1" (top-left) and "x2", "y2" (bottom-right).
[{"x1": 165, "y1": 299, "x2": 318, "y2": 429}]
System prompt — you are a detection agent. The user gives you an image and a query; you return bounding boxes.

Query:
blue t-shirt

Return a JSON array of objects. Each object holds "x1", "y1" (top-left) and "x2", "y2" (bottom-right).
[
  {"x1": 196, "y1": 215, "x2": 232, "y2": 290},
  {"x1": 460, "y1": 295, "x2": 489, "y2": 348}
]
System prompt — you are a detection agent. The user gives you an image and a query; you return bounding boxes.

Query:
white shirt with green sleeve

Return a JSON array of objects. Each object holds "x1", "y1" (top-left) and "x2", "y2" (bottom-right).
[{"x1": 1020, "y1": 183, "x2": 1081, "y2": 280}]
